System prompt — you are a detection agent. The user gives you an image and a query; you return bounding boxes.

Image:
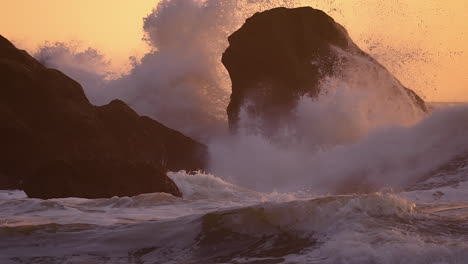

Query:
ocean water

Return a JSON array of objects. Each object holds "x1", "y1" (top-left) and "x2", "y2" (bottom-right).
[{"x1": 1, "y1": 155, "x2": 468, "y2": 264}]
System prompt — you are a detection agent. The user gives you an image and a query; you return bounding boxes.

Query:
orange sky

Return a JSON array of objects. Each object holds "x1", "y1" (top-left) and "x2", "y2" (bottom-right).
[
  {"x1": 1, "y1": 0, "x2": 467, "y2": 102},
  {"x1": 0, "y1": 0, "x2": 156, "y2": 67}
]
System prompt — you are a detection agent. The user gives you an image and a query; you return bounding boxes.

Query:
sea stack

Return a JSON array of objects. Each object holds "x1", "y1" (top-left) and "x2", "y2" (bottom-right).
[
  {"x1": 0, "y1": 35, "x2": 206, "y2": 198},
  {"x1": 222, "y1": 7, "x2": 427, "y2": 134}
]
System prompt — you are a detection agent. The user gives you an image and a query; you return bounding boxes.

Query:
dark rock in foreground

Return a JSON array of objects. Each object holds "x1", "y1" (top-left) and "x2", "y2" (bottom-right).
[
  {"x1": 0, "y1": 35, "x2": 206, "y2": 198},
  {"x1": 24, "y1": 160, "x2": 181, "y2": 198},
  {"x1": 222, "y1": 7, "x2": 427, "y2": 133}
]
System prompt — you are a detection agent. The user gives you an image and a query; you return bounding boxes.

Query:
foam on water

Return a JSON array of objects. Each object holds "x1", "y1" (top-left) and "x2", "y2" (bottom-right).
[{"x1": 1, "y1": 188, "x2": 467, "y2": 263}]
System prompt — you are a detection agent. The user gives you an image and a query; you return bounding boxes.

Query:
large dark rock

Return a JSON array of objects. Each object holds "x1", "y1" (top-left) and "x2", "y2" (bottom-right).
[
  {"x1": 23, "y1": 160, "x2": 182, "y2": 198},
  {"x1": 222, "y1": 7, "x2": 427, "y2": 133},
  {"x1": 0, "y1": 35, "x2": 206, "y2": 198}
]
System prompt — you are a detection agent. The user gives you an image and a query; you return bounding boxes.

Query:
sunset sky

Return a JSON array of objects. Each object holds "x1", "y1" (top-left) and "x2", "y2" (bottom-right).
[{"x1": 1, "y1": 0, "x2": 467, "y2": 102}]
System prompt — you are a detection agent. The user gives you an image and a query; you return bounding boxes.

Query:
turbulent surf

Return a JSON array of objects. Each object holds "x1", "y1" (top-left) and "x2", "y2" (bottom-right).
[{"x1": 1, "y1": 164, "x2": 468, "y2": 263}]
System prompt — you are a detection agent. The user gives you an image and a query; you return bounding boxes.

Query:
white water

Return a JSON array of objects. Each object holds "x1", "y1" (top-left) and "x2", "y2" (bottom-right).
[{"x1": 1, "y1": 166, "x2": 468, "y2": 263}]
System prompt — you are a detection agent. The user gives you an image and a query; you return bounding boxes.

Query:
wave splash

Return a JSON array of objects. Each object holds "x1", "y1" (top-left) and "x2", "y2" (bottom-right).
[{"x1": 211, "y1": 101, "x2": 468, "y2": 194}]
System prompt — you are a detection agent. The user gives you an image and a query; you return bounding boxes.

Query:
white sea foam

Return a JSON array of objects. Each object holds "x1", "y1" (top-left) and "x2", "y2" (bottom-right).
[{"x1": 1, "y1": 190, "x2": 466, "y2": 263}]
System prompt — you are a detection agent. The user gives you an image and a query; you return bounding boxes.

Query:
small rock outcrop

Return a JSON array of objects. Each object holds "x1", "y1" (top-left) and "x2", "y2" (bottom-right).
[
  {"x1": 222, "y1": 7, "x2": 427, "y2": 133},
  {"x1": 0, "y1": 35, "x2": 206, "y2": 198}
]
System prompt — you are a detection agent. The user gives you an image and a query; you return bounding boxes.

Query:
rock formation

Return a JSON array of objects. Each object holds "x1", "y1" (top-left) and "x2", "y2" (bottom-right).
[
  {"x1": 222, "y1": 7, "x2": 427, "y2": 133},
  {"x1": 0, "y1": 35, "x2": 206, "y2": 198}
]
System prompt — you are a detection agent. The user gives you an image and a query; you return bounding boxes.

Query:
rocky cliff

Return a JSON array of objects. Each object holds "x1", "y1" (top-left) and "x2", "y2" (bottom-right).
[{"x1": 0, "y1": 35, "x2": 206, "y2": 198}]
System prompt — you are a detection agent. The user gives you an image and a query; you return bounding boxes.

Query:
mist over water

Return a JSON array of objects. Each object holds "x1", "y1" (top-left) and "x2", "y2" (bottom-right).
[{"x1": 211, "y1": 105, "x2": 468, "y2": 193}]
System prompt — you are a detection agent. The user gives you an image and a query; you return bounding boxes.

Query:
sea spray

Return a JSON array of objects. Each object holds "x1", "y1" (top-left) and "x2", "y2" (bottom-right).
[{"x1": 210, "y1": 105, "x2": 468, "y2": 193}]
